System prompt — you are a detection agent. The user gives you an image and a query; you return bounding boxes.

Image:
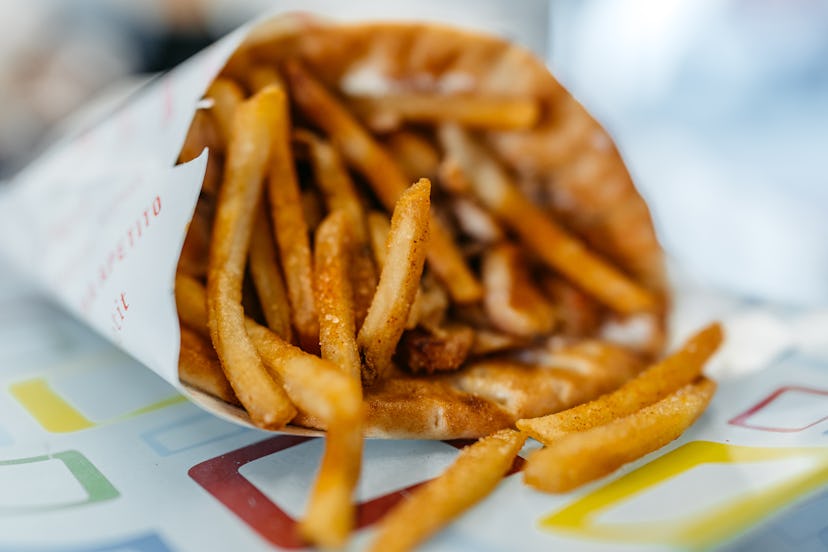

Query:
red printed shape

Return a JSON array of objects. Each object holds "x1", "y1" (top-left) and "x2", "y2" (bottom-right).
[
  {"x1": 729, "y1": 386, "x2": 828, "y2": 432},
  {"x1": 188, "y1": 435, "x2": 524, "y2": 549}
]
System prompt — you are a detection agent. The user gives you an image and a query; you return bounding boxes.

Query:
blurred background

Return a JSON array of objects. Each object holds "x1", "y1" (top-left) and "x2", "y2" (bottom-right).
[{"x1": 0, "y1": 0, "x2": 826, "y2": 306}]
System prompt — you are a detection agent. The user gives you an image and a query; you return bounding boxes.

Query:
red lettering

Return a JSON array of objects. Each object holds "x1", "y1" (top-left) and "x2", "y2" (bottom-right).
[{"x1": 81, "y1": 194, "x2": 164, "y2": 311}]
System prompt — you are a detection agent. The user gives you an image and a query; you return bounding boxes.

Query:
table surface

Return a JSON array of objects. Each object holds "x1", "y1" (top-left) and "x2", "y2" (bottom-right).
[{"x1": 0, "y1": 258, "x2": 827, "y2": 552}]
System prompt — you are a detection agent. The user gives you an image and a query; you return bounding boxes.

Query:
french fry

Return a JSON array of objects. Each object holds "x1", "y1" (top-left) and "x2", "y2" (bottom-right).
[
  {"x1": 470, "y1": 329, "x2": 531, "y2": 356},
  {"x1": 175, "y1": 273, "x2": 209, "y2": 338},
  {"x1": 299, "y1": 417, "x2": 363, "y2": 547},
  {"x1": 176, "y1": 271, "x2": 362, "y2": 547},
  {"x1": 385, "y1": 130, "x2": 441, "y2": 181},
  {"x1": 178, "y1": 273, "x2": 360, "y2": 424},
  {"x1": 283, "y1": 61, "x2": 482, "y2": 303},
  {"x1": 368, "y1": 429, "x2": 526, "y2": 552},
  {"x1": 350, "y1": 93, "x2": 539, "y2": 131},
  {"x1": 540, "y1": 275, "x2": 602, "y2": 337},
  {"x1": 248, "y1": 204, "x2": 292, "y2": 341},
  {"x1": 405, "y1": 271, "x2": 449, "y2": 330},
  {"x1": 314, "y1": 210, "x2": 363, "y2": 385},
  {"x1": 178, "y1": 195, "x2": 214, "y2": 278},
  {"x1": 523, "y1": 377, "x2": 716, "y2": 493},
  {"x1": 206, "y1": 86, "x2": 296, "y2": 429},
  {"x1": 482, "y1": 243, "x2": 556, "y2": 337},
  {"x1": 295, "y1": 131, "x2": 370, "y2": 241},
  {"x1": 367, "y1": 210, "x2": 391, "y2": 270},
  {"x1": 179, "y1": 110, "x2": 224, "y2": 196},
  {"x1": 178, "y1": 324, "x2": 239, "y2": 405},
  {"x1": 245, "y1": 322, "x2": 362, "y2": 548},
  {"x1": 296, "y1": 130, "x2": 378, "y2": 327},
  {"x1": 438, "y1": 124, "x2": 658, "y2": 315},
  {"x1": 451, "y1": 197, "x2": 504, "y2": 243},
  {"x1": 517, "y1": 322, "x2": 722, "y2": 443},
  {"x1": 246, "y1": 64, "x2": 285, "y2": 93},
  {"x1": 266, "y1": 80, "x2": 319, "y2": 353},
  {"x1": 300, "y1": 188, "x2": 325, "y2": 230},
  {"x1": 437, "y1": 157, "x2": 472, "y2": 195},
  {"x1": 179, "y1": 109, "x2": 221, "y2": 163},
  {"x1": 205, "y1": 77, "x2": 245, "y2": 149},
  {"x1": 357, "y1": 179, "x2": 431, "y2": 384}
]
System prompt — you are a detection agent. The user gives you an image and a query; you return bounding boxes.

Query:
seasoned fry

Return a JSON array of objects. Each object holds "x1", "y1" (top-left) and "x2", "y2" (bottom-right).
[
  {"x1": 368, "y1": 429, "x2": 526, "y2": 552},
  {"x1": 314, "y1": 211, "x2": 362, "y2": 384},
  {"x1": 283, "y1": 61, "x2": 482, "y2": 303},
  {"x1": 523, "y1": 377, "x2": 716, "y2": 493},
  {"x1": 470, "y1": 329, "x2": 531, "y2": 356},
  {"x1": 437, "y1": 157, "x2": 472, "y2": 195},
  {"x1": 248, "y1": 205, "x2": 292, "y2": 341},
  {"x1": 205, "y1": 77, "x2": 245, "y2": 149},
  {"x1": 517, "y1": 322, "x2": 722, "y2": 443},
  {"x1": 357, "y1": 179, "x2": 431, "y2": 385},
  {"x1": 452, "y1": 197, "x2": 503, "y2": 243},
  {"x1": 350, "y1": 93, "x2": 539, "y2": 131},
  {"x1": 297, "y1": 130, "x2": 378, "y2": 327},
  {"x1": 438, "y1": 124, "x2": 657, "y2": 315},
  {"x1": 301, "y1": 188, "x2": 325, "y2": 230},
  {"x1": 482, "y1": 243, "x2": 556, "y2": 337},
  {"x1": 246, "y1": 321, "x2": 362, "y2": 548},
  {"x1": 179, "y1": 110, "x2": 224, "y2": 196},
  {"x1": 179, "y1": 109, "x2": 221, "y2": 163},
  {"x1": 266, "y1": 81, "x2": 319, "y2": 352},
  {"x1": 405, "y1": 272, "x2": 449, "y2": 330},
  {"x1": 540, "y1": 276, "x2": 602, "y2": 337},
  {"x1": 246, "y1": 64, "x2": 285, "y2": 93},
  {"x1": 175, "y1": 273, "x2": 210, "y2": 337},
  {"x1": 206, "y1": 86, "x2": 296, "y2": 429},
  {"x1": 386, "y1": 130, "x2": 441, "y2": 181},
  {"x1": 178, "y1": 324, "x2": 239, "y2": 405},
  {"x1": 367, "y1": 211, "x2": 391, "y2": 270},
  {"x1": 178, "y1": 195, "x2": 215, "y2": 278},
  {"x1": 177, "y1": 271, "x2": 362, "y2": 546},
  {"x1": 299, "y1": 417, "x2": 363, "y2": 547},
  {"x1": 179, "y1": 273, "x2": 360, "y2": 424}
]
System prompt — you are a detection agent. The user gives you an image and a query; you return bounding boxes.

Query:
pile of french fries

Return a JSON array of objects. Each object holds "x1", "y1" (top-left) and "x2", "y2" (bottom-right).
[{"x1": 172, "y1": 31, "x2": 722, "y2": 550}]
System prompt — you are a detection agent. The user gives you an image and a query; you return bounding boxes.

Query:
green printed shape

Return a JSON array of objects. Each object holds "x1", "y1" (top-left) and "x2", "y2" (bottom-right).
[{"x1": 0, "y1": 450, "x2": 119, "y2": 514}]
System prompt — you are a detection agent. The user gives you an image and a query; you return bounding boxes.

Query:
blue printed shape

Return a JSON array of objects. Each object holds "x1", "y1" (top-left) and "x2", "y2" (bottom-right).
[
  {"x1": 0, "y1": 533, "x2": 172, "y2": 552},
  {"x1": 141, "y1": 413, "x2": 249, "y2": 456}
]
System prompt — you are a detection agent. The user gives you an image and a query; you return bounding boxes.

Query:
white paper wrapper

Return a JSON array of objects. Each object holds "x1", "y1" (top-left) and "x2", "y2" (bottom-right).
[{"x1": 0, "y1": 24, "x2": 248, "y2": 371}]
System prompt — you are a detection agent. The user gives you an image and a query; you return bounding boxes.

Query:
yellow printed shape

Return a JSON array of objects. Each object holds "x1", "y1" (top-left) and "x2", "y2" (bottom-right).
[
  {"x1": 541, "y1": 441, "x2": 828, "y2": 550},
  {"x1": 9, "y1": 379, "x2": 94, "y2": 432},
  {"x1": 9, "y1": 377, "x2": 186, "y2": 433}
]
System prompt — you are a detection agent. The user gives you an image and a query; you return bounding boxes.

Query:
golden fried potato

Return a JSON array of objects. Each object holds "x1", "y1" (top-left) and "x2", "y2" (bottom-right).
[
  {"x1": 439, "y1": 124, "x2": 657, "y2": 315},
  {"x1": 357, "y1": 179, "x2": 431, "y2": 384},
  {"x1": 524, "y1": 377, "x2": 716, "y2": 493},
  {"x1": 517, "y1": 323, "x2": 722, "y2": 443},
  {"x1": 206, "y1": 86, "x2": 296, "y2": 429},
  {"x1": 368, "y1": 429, "x2": 526, "y2": 552}
]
